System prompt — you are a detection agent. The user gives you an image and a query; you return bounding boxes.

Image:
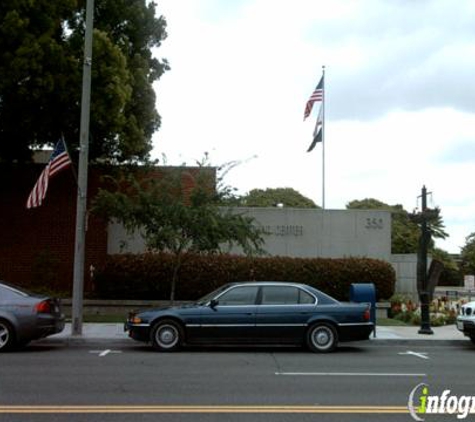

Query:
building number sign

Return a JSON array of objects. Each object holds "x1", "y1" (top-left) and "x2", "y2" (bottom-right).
[{"x1": 365, "y1": 218, "x2": 384, "y2": 229}]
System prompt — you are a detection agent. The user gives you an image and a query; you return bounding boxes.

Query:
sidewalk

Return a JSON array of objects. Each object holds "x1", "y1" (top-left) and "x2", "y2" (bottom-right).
[
  {"x1": 373, "y1": 324, "x2": 468, "y2": 341},
  {"x1": 42, "y1": 323, "x2": 471, "y2": 345}
]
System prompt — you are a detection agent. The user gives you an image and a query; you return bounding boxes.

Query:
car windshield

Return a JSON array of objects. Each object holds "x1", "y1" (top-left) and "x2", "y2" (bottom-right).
[{"x1": 195, "y1": 284, "x2": 234, "y2": 305}]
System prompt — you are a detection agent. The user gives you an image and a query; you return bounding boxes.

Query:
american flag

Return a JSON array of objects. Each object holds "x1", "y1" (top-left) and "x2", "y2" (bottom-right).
[
  {"x1": 26, "y1": 139, "x2": 72, "y2": 209},
  {"x1": 303, "y1": 75, "x2": 324, "y2": 120}
]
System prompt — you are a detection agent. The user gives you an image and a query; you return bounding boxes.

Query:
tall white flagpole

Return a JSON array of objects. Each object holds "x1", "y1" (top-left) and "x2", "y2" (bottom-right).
[{"x1": 321, "y1": 65, "x2": 326, "y2": 210}]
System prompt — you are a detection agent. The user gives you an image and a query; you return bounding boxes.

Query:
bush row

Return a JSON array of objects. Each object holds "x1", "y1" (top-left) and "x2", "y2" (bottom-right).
[{"x1": 93, "y1": 253, "x2": 395, "y2": 301}]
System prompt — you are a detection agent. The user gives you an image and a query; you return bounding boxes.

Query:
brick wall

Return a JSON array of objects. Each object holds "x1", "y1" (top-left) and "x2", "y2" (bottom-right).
[
  {"x1": 0, "y1": 164, "x2": 216, "y2": 295},
  {"x1": 0, "y1": 164, "x2": 107, "y2": 294}
]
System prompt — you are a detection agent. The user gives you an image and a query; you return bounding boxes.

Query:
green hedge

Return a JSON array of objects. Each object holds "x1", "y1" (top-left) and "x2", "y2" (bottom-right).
[{"x1": 93, "y1": 253, "x2": 395, "y2": 301}]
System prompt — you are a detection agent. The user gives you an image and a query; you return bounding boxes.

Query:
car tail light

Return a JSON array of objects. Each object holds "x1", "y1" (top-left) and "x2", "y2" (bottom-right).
[
  {"x1": 35, "y1": 300, "x2": 52, "y2": 314},
  {"x1": 363, "y1": 307, "x2": 371, "y2": 321}
]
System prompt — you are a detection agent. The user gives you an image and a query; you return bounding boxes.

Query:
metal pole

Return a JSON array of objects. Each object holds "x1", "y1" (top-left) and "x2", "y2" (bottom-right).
[
  {"x1": 321, "y1": 65, "x2": 325, "y2": 210},
  {"x1": 72, "y1": 0, "x2": 94, "y2": 336},
  {"x1": 418, "y1": 185, "x2": 433, "y2": 335}
]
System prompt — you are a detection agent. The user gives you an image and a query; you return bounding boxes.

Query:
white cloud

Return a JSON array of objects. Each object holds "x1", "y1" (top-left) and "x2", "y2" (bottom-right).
[{"x1": 153, "y1": 0, "x2": 475, "y2": 253}]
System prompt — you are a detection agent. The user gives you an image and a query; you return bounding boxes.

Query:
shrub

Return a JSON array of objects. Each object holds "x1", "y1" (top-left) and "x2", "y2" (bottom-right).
[{"x1": 93, "y1": 253, "x2": 395, "y2": 301}]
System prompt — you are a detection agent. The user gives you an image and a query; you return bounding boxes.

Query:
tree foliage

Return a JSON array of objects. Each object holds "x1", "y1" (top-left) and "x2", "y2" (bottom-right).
[
  {"x1": 0, "y1": 0, "x2": 168, "y2": 163},
  {"x1": 92, "y1": 165, "x2": 264, "y2": 302},
  {"x1": 461, "y1": 232, "x2": 475, "y2": 275},
  {"x1": 232, "y1": 187, "x2": 319, "y2": 208}
]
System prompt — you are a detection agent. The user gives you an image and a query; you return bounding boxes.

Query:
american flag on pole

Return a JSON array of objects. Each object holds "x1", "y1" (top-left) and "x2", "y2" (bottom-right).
[
  {"x1": 303, "y1": 75, "x2": 324, "y2": 120},
  {"x1": 26, "y1": 139, "x2": 72, "y2": 209}
]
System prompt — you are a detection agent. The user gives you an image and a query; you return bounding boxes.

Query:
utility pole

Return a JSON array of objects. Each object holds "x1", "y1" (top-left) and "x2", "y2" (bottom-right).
[
  {"x1": 417, "y1": 185, "x2": 434, "y2": 335},
  {"x1": 72, "y1": 0, "x2": 94, "y2": 336}
]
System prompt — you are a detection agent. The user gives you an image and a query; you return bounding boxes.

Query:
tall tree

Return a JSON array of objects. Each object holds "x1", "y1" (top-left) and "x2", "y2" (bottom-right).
[
  {"x1": 0, "y1": 0, "x2": 168, "y2": 163},
  {"x1": 461, "y1": 232, "x2": 475, "y2": 275}
]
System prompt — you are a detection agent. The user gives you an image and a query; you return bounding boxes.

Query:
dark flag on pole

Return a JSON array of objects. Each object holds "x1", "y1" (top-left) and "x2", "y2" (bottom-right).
[
  {"x1": 307, "y1": 105, "x2": 323, "y2": 152},
  {"x1": 26, "y1": 139, "x2": 72, "y2": 209},
  {"x1": 303, "y1": 75, "x2": 324, "y2": 120}
]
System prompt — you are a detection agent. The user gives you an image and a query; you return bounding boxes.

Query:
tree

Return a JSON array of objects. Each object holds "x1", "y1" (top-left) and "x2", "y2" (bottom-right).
[
  {"x1": 0, "y1": 0, "x2": 168, "y2": 163},
  {"x1": 461, "y1": 232, "x2": 475, "y2": 275},
  {"x1": 233, "y1": 188, "x2": 319, "y2": 208},
  {"x1": 92, "y1": 165, "x2": 264, "y2": 303},
  {"x1": 431, "y1": 247, "x2": 463, "y2": 286}
]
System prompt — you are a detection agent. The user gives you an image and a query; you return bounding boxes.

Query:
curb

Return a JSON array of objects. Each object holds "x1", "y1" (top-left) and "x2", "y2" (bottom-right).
[{"x1": 367, "y1": 339, "x2": 472, "y2": 347}]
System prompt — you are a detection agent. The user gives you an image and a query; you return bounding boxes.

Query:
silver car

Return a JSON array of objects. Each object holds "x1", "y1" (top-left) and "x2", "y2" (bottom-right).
[
  {"x1": 457, "y1": 301, "x2": 475, "y2": 344},
  {"x1": 0, "y1": 281, "x2": 65, "y2": 351}
]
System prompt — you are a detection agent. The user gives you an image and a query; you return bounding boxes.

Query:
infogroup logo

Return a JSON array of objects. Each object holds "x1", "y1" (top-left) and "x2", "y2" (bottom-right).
[{"x1": 408, "y1": 383, "x2": 475, "y2": 421}]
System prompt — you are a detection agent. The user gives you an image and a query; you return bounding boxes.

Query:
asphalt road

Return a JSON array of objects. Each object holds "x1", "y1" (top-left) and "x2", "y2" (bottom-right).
[{"x1": 0, "y1": 341, "x2": 474, "y2": 422}]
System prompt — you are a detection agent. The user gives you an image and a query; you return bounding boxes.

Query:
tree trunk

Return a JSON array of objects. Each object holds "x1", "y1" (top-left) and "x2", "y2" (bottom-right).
[{"x1": 169, "y1": 253, "x2": 182, "y2": 305}]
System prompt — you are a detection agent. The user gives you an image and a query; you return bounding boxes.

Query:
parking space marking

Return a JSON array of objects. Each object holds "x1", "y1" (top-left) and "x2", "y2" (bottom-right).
[{"x1": 398, "y1": 351, "x2": 429, "y2": 360}]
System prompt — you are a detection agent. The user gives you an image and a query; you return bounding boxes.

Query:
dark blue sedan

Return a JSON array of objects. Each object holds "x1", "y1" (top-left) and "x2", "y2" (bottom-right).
[{"x1": 125, "y1": 282, "x2": 374, "y2": 353}]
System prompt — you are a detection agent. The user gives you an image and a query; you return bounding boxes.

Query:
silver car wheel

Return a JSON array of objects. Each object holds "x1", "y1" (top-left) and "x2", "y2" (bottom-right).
[
  {"x1": 0, "y1": 320, "x2": 14, "y2": 351},
  {"x1": 307, "y1": 323, "x2": 338, "y2": 353},
  {"x1": 151, "y1": 320, "x2": 183, "y2": 352}
]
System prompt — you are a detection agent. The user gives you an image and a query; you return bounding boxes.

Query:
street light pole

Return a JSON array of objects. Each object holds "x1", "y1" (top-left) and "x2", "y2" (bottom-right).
[
  {"x1": 418, "y1": 185, "x2": 434, "y2": 335},
  {"x1": 72, "y1": 0, "x2": 94, "y2": 336}
]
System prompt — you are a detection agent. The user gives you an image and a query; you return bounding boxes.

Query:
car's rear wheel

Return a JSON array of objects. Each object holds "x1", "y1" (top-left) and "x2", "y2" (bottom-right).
[
  {"x1": 0, "y1": 319, "x2": 15, "y2": 352},
  {"x1": 151, "y1": 319, "x2": 184, "y2": 352},
  {"x1": 307, "y1": 323, "x2": 338, "y2": 353},
  {"x1": 470, "y1": 335, "x2": 475, "y2": 345}
]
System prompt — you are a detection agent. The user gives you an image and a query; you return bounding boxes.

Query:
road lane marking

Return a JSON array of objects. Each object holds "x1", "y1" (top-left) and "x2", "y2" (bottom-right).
[
  {"x1": 398, "y1": 351, "x2": 429, "y2": 360},
  {"x1": 0, "y1": 405, "x2": 409, "y2": 414},
  {"x1": 88, "y1": 349, "x2": 122, "y2": 357},
  {"x1": 276, "y1": 372, "x2": 426, "y2": 377}
]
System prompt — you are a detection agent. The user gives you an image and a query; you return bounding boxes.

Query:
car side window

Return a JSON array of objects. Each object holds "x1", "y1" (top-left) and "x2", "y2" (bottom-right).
[
  {"x1": 261, "y1": 286, "x2": 316, "y2": 305},
  {"x1": 0, "y1": 285, "x2": 24, "y2": 301},
  {"x1": 298, "y1": 289, "x2": 315, "y2": 304},
  {"x1": 217, "y1": 286, "x2": 259, "y2": 306}
]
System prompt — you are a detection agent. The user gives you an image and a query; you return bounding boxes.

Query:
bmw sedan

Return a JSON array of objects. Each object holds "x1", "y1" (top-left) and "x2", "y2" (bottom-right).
[
  {"x1": 0, "y1": 281, "x2": 65, "y2": 351},
  {"x1": 456, "y1": 301, "x2": 475, "y2": 344},
  {"x1": 125, "y1": 282, "x2": 374, "y2": 353}
]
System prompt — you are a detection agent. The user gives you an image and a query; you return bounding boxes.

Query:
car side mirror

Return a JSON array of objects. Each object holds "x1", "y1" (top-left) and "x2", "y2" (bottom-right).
[{"x1": 209, "y1": 299, "x2": 219, "y2": 309}]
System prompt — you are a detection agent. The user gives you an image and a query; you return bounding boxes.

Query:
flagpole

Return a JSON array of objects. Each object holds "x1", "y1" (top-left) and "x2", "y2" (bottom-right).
[
  {"x1": 321, "y1": 65, "x2": 326, "y2": 210},
  {"x1": 72, "y1": 0, "x2": 94, "y2": 336}
]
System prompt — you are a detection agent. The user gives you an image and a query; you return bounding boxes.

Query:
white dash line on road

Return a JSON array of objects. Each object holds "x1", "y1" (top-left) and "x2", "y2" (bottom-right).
[
  {"x1": 89, "y1": 349, "x2": 122, "y2": 357},
  {"x1": 398, "y1": 351, "x2": 429, "y2": 360},
  {"x1": 275, "y1": 372, "x2": 426, "y2": 377}
]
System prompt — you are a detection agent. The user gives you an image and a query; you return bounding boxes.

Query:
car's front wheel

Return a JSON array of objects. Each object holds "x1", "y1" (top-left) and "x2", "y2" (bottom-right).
[
  {"x1": 0, "y1": 319, "x2": 15, "y2": 352},
  {"x1": 307, "y1": 323, "x2": 338, "y2": 353},
  {"x1": 469, "y1": 335, "x2": 475, "y2": 345},
  {"x1": 150, "y1": 319, "x2": 184, "y2": 352}
]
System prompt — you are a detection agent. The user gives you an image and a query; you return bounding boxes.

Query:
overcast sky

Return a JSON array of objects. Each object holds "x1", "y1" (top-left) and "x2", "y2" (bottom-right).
[{"x1": 152, "y1": 0, "x2": 475, "y2": 254}]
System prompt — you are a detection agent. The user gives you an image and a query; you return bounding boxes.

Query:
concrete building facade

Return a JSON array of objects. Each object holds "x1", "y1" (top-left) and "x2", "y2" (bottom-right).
[
  {"x1": 108, "y1": 207, "x2": 417, "y2": 297},
  {"x1": 108, "y1": 207, "x2": 392, "y2": 260}
]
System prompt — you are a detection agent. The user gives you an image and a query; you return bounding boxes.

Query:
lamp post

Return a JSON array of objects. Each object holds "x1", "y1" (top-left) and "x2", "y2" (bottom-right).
[{"x1": 417, "y1": 185, "x2": 434, "y2": 335}]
